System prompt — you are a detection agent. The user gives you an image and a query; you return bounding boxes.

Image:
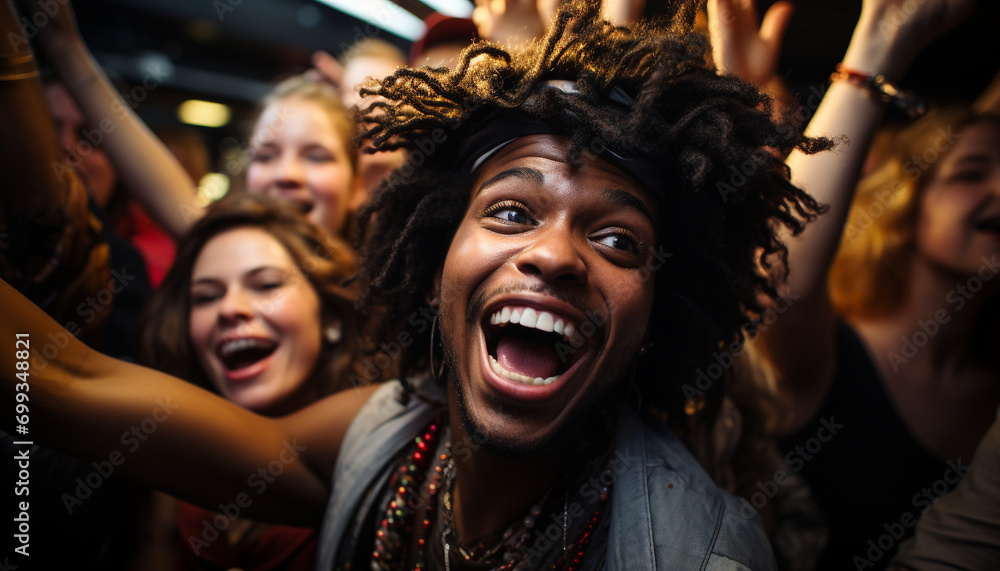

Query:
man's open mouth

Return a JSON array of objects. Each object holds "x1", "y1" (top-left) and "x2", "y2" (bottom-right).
[
  {"x1": 483, "y1": 305, "x2": 587, "y2": 386},
  {"x1": 217, "y1": 337, "x2": 278, "y2": 372}
]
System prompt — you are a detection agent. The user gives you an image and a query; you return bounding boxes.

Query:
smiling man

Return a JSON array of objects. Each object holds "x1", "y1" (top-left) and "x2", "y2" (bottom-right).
[
  {"x1": 2, "y1": 1, "x2": 831, "y2": 569},
  {"x1": 327, "y1": 1, "x2": 831, "y2": 568}
]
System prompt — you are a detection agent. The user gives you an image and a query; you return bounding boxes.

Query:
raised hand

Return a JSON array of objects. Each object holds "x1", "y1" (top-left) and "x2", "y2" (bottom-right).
[
  {"x1": 19, "y1": 0, "x2": 79, "y2": 42},
  {"x1": 707, "y1": 0, "x2": 794, "y2": 88},
  {"x1": 473, "y1": 0, "x2": 546, "y2": 46},
  {"x1": 307, "y1": 50, "x2": 344, "y2": 89},
  {"x1": 601, "y1": 0, "x2": 647, "y2": 25},
  {"x1": 847, "y1": 0, "x2": 977, "y2": 79}
]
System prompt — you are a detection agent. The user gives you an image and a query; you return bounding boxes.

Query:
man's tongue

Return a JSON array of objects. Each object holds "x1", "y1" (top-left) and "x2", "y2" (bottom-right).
[{"x1": 496, "y1": 336, "x2": 560, "y2": 380}]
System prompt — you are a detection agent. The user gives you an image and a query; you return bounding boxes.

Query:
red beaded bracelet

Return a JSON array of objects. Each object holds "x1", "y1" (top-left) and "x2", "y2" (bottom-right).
[{"x1": 830, "y1": 63, "x2": 927, "y2": 118}]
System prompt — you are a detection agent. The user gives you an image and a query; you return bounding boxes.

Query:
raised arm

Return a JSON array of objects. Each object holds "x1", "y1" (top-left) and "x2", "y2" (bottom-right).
[
  {"x1": 0, "y1": 0, "x2": 111, "y2": 331},
  {"x1": 758, "y1": 0, "x2": 974, "y2": 409},
  {"x1": 0, "y1": 0, "x2": 83, "y2": 223},
  {"x1": 23, "y1": 0, "x2": 202, "y2": 237},
  {"x1": 1, "y1": 277, "x2": 376, "y2": 525}
]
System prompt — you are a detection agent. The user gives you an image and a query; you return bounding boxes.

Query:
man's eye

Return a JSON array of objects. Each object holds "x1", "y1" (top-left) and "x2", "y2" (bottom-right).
[
  {"x1": 492, "y1": 209, "x2": 530, "y2": 224},
  {"x1": 484, "y1": 200, "x2": 533, "y2": 225},
  {"x1": 592, "y1": 230, "x2": 640, "y2": 254}
]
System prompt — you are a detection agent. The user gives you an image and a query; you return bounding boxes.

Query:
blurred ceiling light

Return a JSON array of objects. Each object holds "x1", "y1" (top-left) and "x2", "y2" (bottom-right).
[
  {"x1": 195, "y1": 173, "x2": 230, "y2": 207},
  {"x1": 420, "y1": 0, "x2": 474, "y2": 17},
  {"x1": 313, "y1": 0, "x2": 424, "y2": 40},
  {"x1": 178, "y1": 99, "x2": 231, "y2": 128}
]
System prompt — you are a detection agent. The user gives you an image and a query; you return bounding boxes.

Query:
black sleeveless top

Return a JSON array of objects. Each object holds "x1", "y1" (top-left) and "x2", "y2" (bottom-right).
[{"x1": 779, "y1": 321, "x2": 960, "y2": 570}]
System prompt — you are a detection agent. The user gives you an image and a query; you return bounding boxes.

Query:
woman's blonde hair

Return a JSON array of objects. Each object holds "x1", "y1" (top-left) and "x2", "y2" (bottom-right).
[
  {"x1": 259, "y1": 74, "x2": 358, "y2": 174},
  {"x1": 829, "y1": 108, "x2": 1000, "y2": 318}
]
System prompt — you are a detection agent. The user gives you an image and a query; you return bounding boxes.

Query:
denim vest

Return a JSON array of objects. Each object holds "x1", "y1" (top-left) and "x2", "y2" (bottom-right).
[{"x1": 316, "y1": 378, "x2": 776, "y2": 570}]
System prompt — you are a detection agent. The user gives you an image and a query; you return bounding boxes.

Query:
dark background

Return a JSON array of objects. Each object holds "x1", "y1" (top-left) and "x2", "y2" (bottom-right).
[{"x1": 39, "y1": 0, "x2": 1000, "y2": 169}]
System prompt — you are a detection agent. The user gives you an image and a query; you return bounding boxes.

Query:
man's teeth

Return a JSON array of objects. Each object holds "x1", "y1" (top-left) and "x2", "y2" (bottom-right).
[
  {"x1": 489, "y1": 355, "x2": 559, "y2": 386},
  {"x1": 489, "y1": 306, "x2": 576, "y2": 339}
]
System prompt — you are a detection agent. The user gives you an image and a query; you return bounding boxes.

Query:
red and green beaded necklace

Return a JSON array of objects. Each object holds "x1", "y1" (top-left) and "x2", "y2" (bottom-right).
[
  {"x1": 370, "y1": 413, "x2": 616, "y2": 570},
  {"x1": 371, "y1": 416, "x2": 449, "y2": 570}
]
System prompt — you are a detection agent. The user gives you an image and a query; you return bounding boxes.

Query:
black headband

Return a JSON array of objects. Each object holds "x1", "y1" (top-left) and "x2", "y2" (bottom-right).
[{"x1": 455, "y1": 80, "x2": 665, "y2": 191}]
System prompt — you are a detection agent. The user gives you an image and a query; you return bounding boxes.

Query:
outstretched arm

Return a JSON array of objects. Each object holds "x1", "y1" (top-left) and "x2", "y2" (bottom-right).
[
  {"x1": 1, "y1": 277, "x2": 376, "y2": 525},
  {"x1": 760, "y1": 0, "x2": 975, "y2": 419},
  {"x1": 22, "y1": 0, "x2": 202, "y2": 237}
]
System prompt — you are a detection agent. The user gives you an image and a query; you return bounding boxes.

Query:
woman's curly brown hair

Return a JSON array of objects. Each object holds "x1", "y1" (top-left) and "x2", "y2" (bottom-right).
[{"x1": 355, "y1": 0, "x2": 832, "y2": 423}]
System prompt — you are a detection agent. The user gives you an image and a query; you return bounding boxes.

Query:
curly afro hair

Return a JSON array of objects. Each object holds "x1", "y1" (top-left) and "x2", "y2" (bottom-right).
[{"x1": 355, "y1": 0, "x2": 832, "y2": 423}]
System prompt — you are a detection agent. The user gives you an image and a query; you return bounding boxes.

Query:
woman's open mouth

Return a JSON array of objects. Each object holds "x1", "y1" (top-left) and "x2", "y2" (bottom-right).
[{"x1": 217, "y1": 337, "x2": 278, "y2": 378}]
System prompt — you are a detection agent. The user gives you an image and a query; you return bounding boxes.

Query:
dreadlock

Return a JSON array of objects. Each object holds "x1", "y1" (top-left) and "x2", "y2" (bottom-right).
[{"x1": 355, "y1": 0, "x2": 832, "y2": 424}]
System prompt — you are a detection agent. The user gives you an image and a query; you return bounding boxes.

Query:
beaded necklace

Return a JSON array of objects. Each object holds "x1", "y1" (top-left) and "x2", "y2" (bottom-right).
[
  {"x1": 437, "y1": 454, "x2": 613, "y2": 571},
  {"x1": 371, "y1": 416, "x2": 448, "y2": 570},
  {"x1": 371, "y1": 414, "x2": 615, "y2": 571}
]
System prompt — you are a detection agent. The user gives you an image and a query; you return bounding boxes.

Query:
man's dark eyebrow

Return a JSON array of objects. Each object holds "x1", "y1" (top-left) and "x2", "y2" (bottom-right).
[
  {"x1": 474, "y1": 167, "x2": 544, "y2": 197},
  {"x1": 602, "y1": 188, "x2": 654, "y2": 221}
]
